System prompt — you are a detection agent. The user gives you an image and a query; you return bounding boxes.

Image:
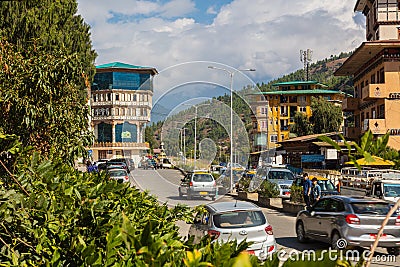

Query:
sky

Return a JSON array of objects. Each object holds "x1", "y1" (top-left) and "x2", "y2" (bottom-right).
[{"x1": 77, "y1": 0, "x2": 366, "y2": 121}]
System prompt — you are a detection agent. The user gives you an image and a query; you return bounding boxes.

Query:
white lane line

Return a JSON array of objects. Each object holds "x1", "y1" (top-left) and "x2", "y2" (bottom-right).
[{"x1": 154, "y1": 170, "x2": 180, "y2": 188}]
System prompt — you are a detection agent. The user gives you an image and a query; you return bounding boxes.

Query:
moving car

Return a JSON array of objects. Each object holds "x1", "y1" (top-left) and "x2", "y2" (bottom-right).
[
  {"x1": 249, "y1": 165, "x2": 294, "y2": 198},
  {"x1": 188, "y1": 201, "x2": 277, "y2": 261},
  {"x1": 107, "y1": 168, "x2": 130, "y2": 183},
  {"x1": 296, "y1": 195, "x2": 400, "y2": 255},
  {"x1": 178, "y1": 171, "x2": 217, "y2": 200},
  {"x1": 293, "y1": 175, "x2": 339, "y2": 196}
]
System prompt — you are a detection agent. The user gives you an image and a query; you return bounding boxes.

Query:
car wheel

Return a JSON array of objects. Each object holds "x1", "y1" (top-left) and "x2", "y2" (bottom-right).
[
  {"x1": 331, "y1": 232, "x2": 344, "y2": 250},
  {"x1": 187, "y1": 191, "x2": 192, "y2": 200},
  {"x1": 211, "y1": 196, "x2": 216, "y2": 201},
  {"x1": 296, "y1": 221, "x2": 308, "y2": 243},
  {"x1": 387, "y1": 247, "x2": 400, "y2": 256},
  {"x1": 178, "y1": 188, "x2": 182, "y2": 197}
]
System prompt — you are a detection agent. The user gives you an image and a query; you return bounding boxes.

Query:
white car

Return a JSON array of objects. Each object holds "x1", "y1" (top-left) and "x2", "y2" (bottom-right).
[
  {"x1": 107, "y1": 168, "x2": 130, "y2": 183},
  {"x1": 189, "y1": 201, "x2": 277, "y2": 261}
]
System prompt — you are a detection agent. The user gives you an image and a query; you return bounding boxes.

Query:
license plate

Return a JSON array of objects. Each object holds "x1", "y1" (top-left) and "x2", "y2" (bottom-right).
[{"x1": 199, "y1": 192, "x2": 208, "y2": 195}]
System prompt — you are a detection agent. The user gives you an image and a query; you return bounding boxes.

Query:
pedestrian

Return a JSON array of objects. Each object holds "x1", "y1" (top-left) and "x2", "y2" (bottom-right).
[
  {"x1": 311, "y1": 177, "x2": 322, "y2": 205},
  {"x1": 302, "y1": 173, "x2": 312, "y2": 207}
]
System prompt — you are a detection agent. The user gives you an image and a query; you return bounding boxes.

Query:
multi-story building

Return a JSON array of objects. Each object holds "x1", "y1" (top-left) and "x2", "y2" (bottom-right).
[
  {"x1": 249, "y1": 81, "x2": 345, "y2": 153},
  {"x1": 90, "y1": 62, "x2": 158, "y2": 165},
  {"x1": 336, "y1": 0, "x2": 400, "y2": 150}
]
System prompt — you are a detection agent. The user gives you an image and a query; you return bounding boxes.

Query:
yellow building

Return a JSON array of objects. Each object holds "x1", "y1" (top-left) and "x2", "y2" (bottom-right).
[
  {"x1": 250, "y1": 81, "x2": 345, "y2": 153},
  {"x1": 336, "y1": 0, "x2": 400, "y2": 150}
]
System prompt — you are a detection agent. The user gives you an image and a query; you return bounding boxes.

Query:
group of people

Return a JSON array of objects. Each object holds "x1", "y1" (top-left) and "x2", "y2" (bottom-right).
[{"x1": 302, "y1": 173, "x2": 321, "y2": 207}]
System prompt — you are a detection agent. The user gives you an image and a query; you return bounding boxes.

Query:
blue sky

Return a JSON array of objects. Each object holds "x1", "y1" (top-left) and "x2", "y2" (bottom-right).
[{"x1": 77, "y1": 0, "x2": 366, "y2": 110}]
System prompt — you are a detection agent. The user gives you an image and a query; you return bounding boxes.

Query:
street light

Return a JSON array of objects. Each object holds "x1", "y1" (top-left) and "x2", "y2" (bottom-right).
[
  {"x1": 183, "y1": 103, "x2": 209, "y2": 169},
  {"x1": 208, "y1": 66, "x2": 255, "y2": 193}
]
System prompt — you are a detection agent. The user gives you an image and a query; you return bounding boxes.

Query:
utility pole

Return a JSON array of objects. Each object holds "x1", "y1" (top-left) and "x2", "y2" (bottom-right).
[{"x1": 300, "y1": 49, "x2": 313, "y2": 81}]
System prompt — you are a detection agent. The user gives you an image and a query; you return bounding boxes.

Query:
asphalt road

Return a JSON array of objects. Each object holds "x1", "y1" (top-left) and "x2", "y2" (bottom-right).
[{"x1": 130, "y1": 168, "x2": 399, "y2": 266}]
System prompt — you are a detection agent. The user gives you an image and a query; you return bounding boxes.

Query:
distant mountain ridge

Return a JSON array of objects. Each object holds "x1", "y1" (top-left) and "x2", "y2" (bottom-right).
[{"x1": 257, "y1": 51, "x2": 353, "y2": 96}]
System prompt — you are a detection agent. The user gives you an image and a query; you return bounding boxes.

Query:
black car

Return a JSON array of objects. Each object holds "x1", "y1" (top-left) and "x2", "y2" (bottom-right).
[{"x1": 107, "y1": 158, "x2": 135, "y2": 171}]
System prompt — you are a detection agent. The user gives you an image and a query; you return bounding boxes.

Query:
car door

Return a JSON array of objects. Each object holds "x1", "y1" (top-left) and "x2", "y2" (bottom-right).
[
  {"x1": 305, "y1": 198, "x2": 330, "y2": 239},
  {"x1": 314, "y1": 199, "x2": 345, "y2": 241}
]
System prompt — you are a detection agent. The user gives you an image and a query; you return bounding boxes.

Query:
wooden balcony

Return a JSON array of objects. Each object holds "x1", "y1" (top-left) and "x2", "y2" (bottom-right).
[
  {"x1": 92, "y1": 142, "x2": 150, "y2": 149},
  {"x1": 342, "y1": 98, "x2": 359, "y2": 111},
  {"x1": 361, "y1": 84, "x2": 387, "y2": 100},
  {"x1": 343, "y1": 127, "x2": 361, "y2": 139}
]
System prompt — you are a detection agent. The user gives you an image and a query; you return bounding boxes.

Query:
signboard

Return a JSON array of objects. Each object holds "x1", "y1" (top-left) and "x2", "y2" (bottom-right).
[
  {"x1": 326, "y1": 149, "x2": 338, "y2": 160},
  {"x1": 382, "y1": 173, "x2": 400, "y2": 180},
  {"x1": 121, "y1": 131, "x2": 131, "y2": 138},
  {"x1": 301, "y1": 154, "x2": 325, "y2": 163}
]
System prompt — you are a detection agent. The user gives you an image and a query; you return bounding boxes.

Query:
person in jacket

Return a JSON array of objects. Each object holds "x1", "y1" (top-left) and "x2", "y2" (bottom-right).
[
  {"x1": 302, "y1": 173, "x2": 312, "y2": 207},
  {"x1": 311, "y1": 177, "x2": 322, "y2": 205}
]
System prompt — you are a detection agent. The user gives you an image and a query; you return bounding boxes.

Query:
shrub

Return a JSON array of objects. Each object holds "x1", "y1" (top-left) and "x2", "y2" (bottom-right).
[
  {"x1": 290, "y1": 185, "x2": 304, "y2": 203},
  {"x1": 258, "y1": 180, "x2": 279, "y2": 198}
]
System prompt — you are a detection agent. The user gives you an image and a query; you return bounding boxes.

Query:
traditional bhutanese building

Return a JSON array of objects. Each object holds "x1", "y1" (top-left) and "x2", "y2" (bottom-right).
[
  {"x1": 89, "y1": 62, "x2": 158, "y2": 166},
  {"x1": 336, "y1": 0, "x2": 400, "y2": 150}
]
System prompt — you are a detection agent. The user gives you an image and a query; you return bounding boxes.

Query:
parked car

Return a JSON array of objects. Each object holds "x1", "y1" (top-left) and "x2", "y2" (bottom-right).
[
  {"x1": 107, "y1": 168, "x2": 130, "y2": 183},
  {"x1": 108, "y1": 158, "x2": 135, "y2": 171},
  {"x1": 106, "y1": 162, "x2": 129, "y2": 172},
  {"x1": 178, "y1": 171, "x2": 217, "y2": 200},
  {"x1": 293, "y1": 175, "x2": 339, "y2": 196},
  {"x1": 160, "y1": 158, "x2": 173, "y2": 169},
  {"x1": 295, "y1": 195, "x2": 400, "y2": 255},
  {"x1": 249, "y1": 165, "x2": 294, "y2": 198},
  {"x1": 188, "y1": 201, "x2": 277, "y2": 261}
]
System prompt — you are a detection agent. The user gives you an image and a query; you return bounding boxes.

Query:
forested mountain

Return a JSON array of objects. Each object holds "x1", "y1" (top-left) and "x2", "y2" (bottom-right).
[{"x1": 146, "y1": 52, "x2": 354, "y2": 156}]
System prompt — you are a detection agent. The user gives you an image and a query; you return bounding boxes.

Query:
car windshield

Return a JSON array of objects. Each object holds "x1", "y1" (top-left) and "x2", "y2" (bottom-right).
[
  {"x1": 351, "y1": 202, "x2": 391, "y2": 215},
  {"x1": 193, "y1": 174, "x2": 213, "y2": 182},
  {"x1": 268, "y1": 171, "x2": 294, "y2": 180},
  {"x1": 318, "y1": 180, "x2": 336, "y2": 191},
  {"x1": 213, "y1": 210, "x2": 266, "y2": 228},
  {"x1": 383, "y1": 184, "x2": 400, "y2": 197},
  {"x1": 109, "y1": 170, "x2": 127, "y2": 176}
]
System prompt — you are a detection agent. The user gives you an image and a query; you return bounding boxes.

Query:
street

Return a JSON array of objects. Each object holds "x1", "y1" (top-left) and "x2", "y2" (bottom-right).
[{"x1": 131, "y1": 168, "x2": 399, "y2": 266}]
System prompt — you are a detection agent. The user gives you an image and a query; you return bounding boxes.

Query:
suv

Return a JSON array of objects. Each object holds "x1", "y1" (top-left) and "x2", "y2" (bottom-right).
[
  {"x1": 249, "y1": 165, "x2": 294, "y2": 198},
  {"x1": 107, "y1": 158, "x2": 135, "y2": 171},
  {"x1": 296, "y1": 195, "x2": 400, "y2": 255},
  {"x1": 178, "y1": 171, "x2": 217, "y2": 200},
  {"x1": 188, "y1": 201, "x2": 276, "y2": 261}
]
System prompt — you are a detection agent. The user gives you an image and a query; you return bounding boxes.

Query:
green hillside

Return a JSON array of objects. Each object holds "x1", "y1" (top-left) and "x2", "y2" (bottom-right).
[{"x1": 146, "y1": 52, "x2": 355, "y2": 157}]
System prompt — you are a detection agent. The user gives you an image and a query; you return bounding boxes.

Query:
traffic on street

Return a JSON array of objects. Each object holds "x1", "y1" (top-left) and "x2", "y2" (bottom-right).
[{"x1": 131, "y1": 168, "x2": 399, "y2": 266}]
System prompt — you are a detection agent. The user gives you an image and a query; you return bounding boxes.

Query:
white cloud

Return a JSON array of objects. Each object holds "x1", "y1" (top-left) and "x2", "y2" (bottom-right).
[{"x1": 77, "y1": 0, "x2": 365, "y2": 96}]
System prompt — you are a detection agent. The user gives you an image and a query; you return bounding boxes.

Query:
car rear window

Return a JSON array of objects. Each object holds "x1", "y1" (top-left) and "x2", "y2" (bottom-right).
[
  {"x1": 268, "y1": 171, "x2": 294, "y2": 180},
  {"x1": 109, "y1": 170, "x2": 127, "y2": 176},
  {"x1": 213, "y1": 210, "x2": 266, "y2": 228},
  {"x1": 351, "y1": 202, "x2": 391, "y2": 215},
  {"x1": 193, "y1": 174, "x2": 214, "y2": 182}
]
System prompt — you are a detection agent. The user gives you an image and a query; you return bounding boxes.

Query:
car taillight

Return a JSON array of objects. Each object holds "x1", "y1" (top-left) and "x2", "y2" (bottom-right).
[
  {"x1": 396, "y1": 216, "x2": 400, "y2": 226},
  {"x1": 346, "y1": 214, "x2": 360, "y2": 224},
  {"x1": 207, "y1": 229, "x2": 220, "y2": 239},
  {"x1": 124, "y1": 176, "x2": 129, "y2": 181},
  {"x1": 189, "y1": 181, "x2": 193, "y2": 187},
  {"x1": 213, "y1": 181, "x2": 216, "y2": 186},
  {"x1": 265, "y1": 225, "x2": 273, "y2": 235}
]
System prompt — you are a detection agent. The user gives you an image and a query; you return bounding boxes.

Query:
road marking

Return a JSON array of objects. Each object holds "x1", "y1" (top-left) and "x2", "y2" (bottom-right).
[{"x1": 154, "y1": 170, "x2": 180, "y2": 188}]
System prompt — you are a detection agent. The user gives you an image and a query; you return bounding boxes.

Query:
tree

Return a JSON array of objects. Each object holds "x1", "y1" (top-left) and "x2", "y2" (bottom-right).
[
  {"x1": 291, "y1": 112, "x2": 313, "y2": 137},
  {"x1": 310, "y1": 97, "x2": 343, "y2": 134},
  {"x1": 0, "y1": 0, "x2": 97, "y2": 163}
]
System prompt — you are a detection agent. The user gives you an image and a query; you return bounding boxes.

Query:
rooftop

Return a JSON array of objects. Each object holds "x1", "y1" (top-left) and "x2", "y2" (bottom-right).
[
  {"x1": 271, "y1": 80, "x2": 328, "y2": 87},
  {"x1": 335, "y1": 40, "x2": 400, "y2": 76},
  {"x1": 96, "y1": 62, "x2": 158, "y2": 75},
  {"x1": 252, "y1": 89, "x2": 344, "y2": 95},
  {"x1": 279, "y1": 132, "x2": 338, "y2": 143}
]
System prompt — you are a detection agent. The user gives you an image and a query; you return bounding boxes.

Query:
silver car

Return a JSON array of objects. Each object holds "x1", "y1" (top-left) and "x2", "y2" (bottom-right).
[
  {"x1": 188, "y1": 201, "x2": 277, "y2": 261},
  {"x1": 107, "y1": 168, "x2": 130, "y2": 183},
  {"x1": 296, "y1": 195, "x2": 400, "y2": 255},
  {"x1": 178, "y1": 171, "x2": 217, "y2": 200},
  {"x1": 249, "y1": 165, "x2": 294, "y2": 198}
]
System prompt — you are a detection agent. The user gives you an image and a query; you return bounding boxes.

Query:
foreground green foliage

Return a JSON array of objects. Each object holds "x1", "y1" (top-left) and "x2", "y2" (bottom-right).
[
  {"x1": 258, "y1": 180, "x2": 279, "y2": 198},
  {"x1": 0, "y1": 0, "x2": 96, "y2": 163}
]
